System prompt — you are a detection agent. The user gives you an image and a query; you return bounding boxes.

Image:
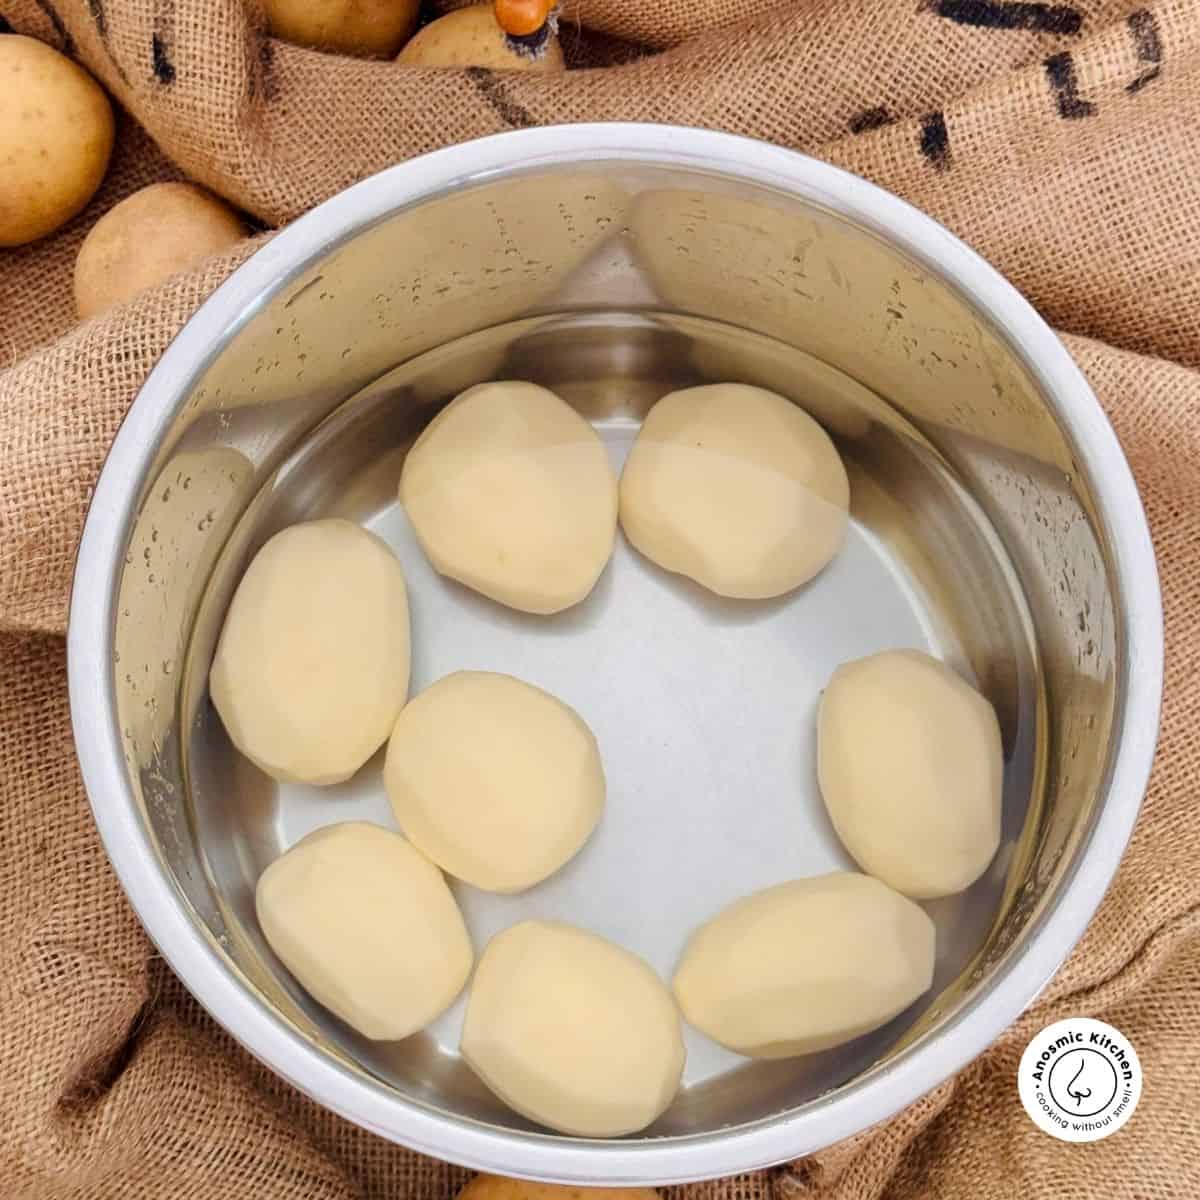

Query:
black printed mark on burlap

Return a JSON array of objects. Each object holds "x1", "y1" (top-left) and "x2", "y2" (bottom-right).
[
  {"x1": 0, "y1": 14, "x2": 12, "y2": 33},
  {"x1": 848, "y1": 106, "x2": 895, "y2": 134},
  {"x1": 151, "y1": 0, "x2": 177, "y2": 83},
  {"x1": 1126, "y1": 9, "x2": 1162, "y2": 92},
  {"x1": 1045, "y1": 51, "x2": 1094, "y2": 117},
  {"x1": 151, "y1": 32, "x2": 176, "y2": 82},
  {"x1": 260, "y1": 35, "x2": 279, "y2": 100},
  {"x1": 467, "y1": 66, "x2": 534, "y2": 129},
  {"x1": 919, "y1": 111, "x2": 951, "y2": 171},
  {"x1": 249, "y1": 34, "x2": 278, "y2": 101},
  {"x1": 34, "y1": 0, "x2": 74, "y2": 54},
  {"x1": 932, "y1": 1, "x2": 1082, "y2": 35}
]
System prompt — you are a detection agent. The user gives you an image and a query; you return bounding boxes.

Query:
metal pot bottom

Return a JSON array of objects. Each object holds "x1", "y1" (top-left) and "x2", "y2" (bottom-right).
[{"x1": 182, "y1": 310, "x2": 1042, "y2": 1135}]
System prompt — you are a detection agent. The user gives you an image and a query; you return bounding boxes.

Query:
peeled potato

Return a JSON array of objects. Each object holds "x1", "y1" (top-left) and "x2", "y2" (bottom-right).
[
  {"x1": 74, "y1": 182, "x2": 245, "y2": 319},
  {"x1": 462, "y1": 920, "x2": 685, "y2": 1136},
  {"x1": 397, "y1": 5, "x2": 565, "y2": 70},
  {"x1": 673, "y1": 873, "x2": 935, "y2": 1058},
  {"x1": 0, "y1": 36, "x2": 115, "y2": 247},
  {"x1": 818, "y1": 649, "x2": 1003, "y2": 899},
  {"x1": 264, "y1": 0, "x2": 420, "y2": 57},
  {"x1": 210, "y1": 519, "x2": 410, "y2": 785},
  {"x1": 457, "y1": 1178, "x2": 659, "y2": 1200},
  {"x1": 257, "y1": 822, "x2": 472, "y2": 1040},
  {"x1": 400, "y1": 381, "x2": 618, "y2": 614},
  {"x1": 619, "y1": 383, "x2": 850, "y2": 599},
  {"x1": 385, "y1": 671, "x2": 604, "y2": 892}
]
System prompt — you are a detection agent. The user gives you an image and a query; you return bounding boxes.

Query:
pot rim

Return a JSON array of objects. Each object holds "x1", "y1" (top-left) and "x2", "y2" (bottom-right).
[{"x1": 68, "y1": 123, "x2": 1163, "y2": 1183}]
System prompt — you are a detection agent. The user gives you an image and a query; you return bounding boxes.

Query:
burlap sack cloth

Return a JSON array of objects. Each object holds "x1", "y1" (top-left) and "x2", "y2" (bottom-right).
[{"x1": 2, "y1": 0, "x2": 1199, "y2": 1195}]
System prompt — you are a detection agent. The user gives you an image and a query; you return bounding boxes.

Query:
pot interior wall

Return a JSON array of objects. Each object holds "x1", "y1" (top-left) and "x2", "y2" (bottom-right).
[{"x1": 110, "y1": 162, "x2": 1117, "y2": 1140}]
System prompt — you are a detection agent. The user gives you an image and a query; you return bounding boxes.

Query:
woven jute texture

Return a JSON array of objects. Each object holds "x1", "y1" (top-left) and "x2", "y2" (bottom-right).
[{"x1": 1, "y1": 1, "x2": 1198, "y2": 1197}]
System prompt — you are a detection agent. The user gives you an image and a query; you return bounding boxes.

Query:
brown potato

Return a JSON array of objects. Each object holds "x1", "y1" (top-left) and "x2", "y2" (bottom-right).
[
  {"x1": 74, "y1": 183, "x2": 246, "y2": 319},
  {"x1": 397, "y1": 5, "x2": 565, "y2": 70},
  {"x1": 457, "y1": 1177, "x2": 658, "y2": 1200},
  {"x1": 264, "y1": 0, "x2": 421, "y2": 57},
  {"x1": 0, "y1": 36, "x2": 115, "y2": 247}
]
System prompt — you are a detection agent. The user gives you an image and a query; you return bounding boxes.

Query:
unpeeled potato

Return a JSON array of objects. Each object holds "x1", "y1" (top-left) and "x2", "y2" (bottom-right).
[
  {"x1": 0, "y1": 36, "x2": 115, "y2": 247},
  {"x1": 397, "y1": 5, "x2": 565, "y2": 70},
  {"x1": 74, "y1": 183, "x2": 246, "y2": 319},
  {"x1": 264, "y1": 0, "x2": 421, "y2": 57},
  {"x1": 456, "y1": 1177, "x2": 658, "y2": 1200}
]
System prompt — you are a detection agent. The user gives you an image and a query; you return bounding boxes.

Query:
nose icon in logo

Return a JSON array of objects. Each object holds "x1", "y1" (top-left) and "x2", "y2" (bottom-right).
[{"x1": 1066, "y1": 1059, "x2": 1092, "y2": 1107}]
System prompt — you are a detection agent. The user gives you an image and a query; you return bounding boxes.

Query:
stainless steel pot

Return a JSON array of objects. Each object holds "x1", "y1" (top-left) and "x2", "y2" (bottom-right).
[{"x1": 68, "y1": 125, "x2": 1162, "y2": 1183}]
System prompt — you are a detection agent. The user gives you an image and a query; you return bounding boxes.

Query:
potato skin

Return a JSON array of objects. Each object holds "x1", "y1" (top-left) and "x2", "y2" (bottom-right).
[
  {"x1": 0, "y1": 36, "x2": 115, "y2": 247},
  {"x1": 457, "y1": 1178, "x2": 659, "y2": 1200},
  {"x1": 397, "y1": 5, "x2": 565, "y2": 71},
  {"x1": 264, "y1": 0, "x2": 421, "y2": 57},
  {"x1": 74, "y1": 183, "x2": 246, "y2": 319}
]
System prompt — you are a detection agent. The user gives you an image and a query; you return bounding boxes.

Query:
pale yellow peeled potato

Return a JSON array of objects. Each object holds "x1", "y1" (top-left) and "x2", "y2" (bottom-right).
[
  {"x1": 400, "y1": 381, "x2": 618, "y2": 614},
  {"x1": 462, "y1": 920, "x2": 685, "y2": 1135},
  {"x1": 673, "y1": 873, "x2": 936, "y2": 1058},
  {"x1": 397, "y1": 4, "x2": 564, "y2": 70},
  {"x1": 385, "y1": 671, "x2": 604, "y2": 893},
  {"x1": 456, "y1": 1178, "x2": 658, "y2": 1200},
  {"x1": 210, "y1": 519, "x2": 410, "y2": 785},
  {"x1": 818, "y1": 649, "x2": 1003, "y2": 899},
  {"x1": 74, "y1": 183, "x2": 246, "y2": 319},
  {"x1": 263, "y1": 0, "x2": 420, "y2": 56},
  {"x1": 619, "y1": 383, "x2": 850, "y2": 599},
  {"x1": 0, "y1": 36, "x2": 115, "y2": 247},
  {"x1": 256, "y1": 823, "x2": 472, "y2": 1040}
]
